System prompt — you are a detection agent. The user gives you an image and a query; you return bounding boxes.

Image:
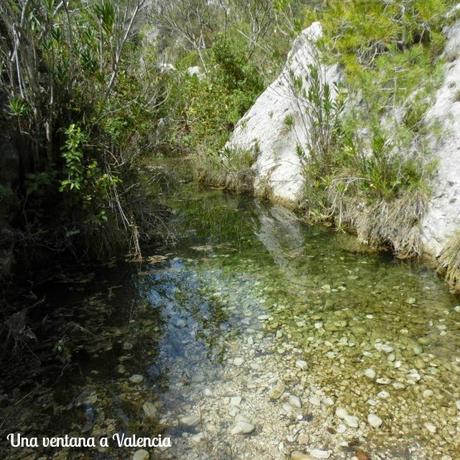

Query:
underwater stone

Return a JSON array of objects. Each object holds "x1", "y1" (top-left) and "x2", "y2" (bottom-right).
[
  {"x1": 309, "y1": 448, "x2": 331, "y2": 459},
  {"x1": 344, "y1": 414, "x2": 359, "y2": 428},
  {"x1": 142, "y1": 402, "x2": 156, "y2": 419},
  {"x1": 230, "y1": 420, "x2": 255, "y2": 435},
  {"x1": 129, "y1": 374, "x2": 144, "y2": 384},
  {"x1": 364, "y1": 368, "x2": 376, "y2": 379},
  {"x1": 230, "y1": 396, "x2": 242, "y2": 406},
  {"x1": 368, "y1": 413, "x2": 383, "y2": 428},
  {"x1": 296, "y1": 360, "x2": 308, "y2": 369},
  {"x1": 424, "y1": 422, "x2": 437, "y2": 433},
  {"x1": 269, "y1": 382, "x2": 286, "y2": 400},
  {"x1": 288, "y1": 395, "x2": 302, "y2": 409},
  {"x1": 133, "y1": 449, "x2": 149, "y2": 460},
  {"x1": 190, "y1": 432, "x2": 205, "y2": 443},
  {"x1": 291, "y1": 451, "x2": 314, "y2": 460},
  {"x1": 180, "y1": 414, "x2": 200, "y2": 427},
  {"x1": 381, "y1": 344, "x2": 394, "y2": 353}
]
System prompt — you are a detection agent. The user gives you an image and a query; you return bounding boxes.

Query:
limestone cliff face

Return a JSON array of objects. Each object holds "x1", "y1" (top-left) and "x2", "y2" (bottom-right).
[
  {"x1": 228, "y1": 14, "x2": 460, "y2": 279},
  {"x1": 227, "y1": 22, "x2": 341, "y2": 204},
  {"x1": 421, "y1": 19, "x2": 460, "y2": 259}
]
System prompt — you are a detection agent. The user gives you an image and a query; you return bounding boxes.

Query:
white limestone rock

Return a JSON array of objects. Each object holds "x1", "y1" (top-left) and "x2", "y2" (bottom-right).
[
  {"x1": 227, "y1": 22, "x2": 341, "y2": 204},
  {"x1": 421, "y1": 17, "x2": 460, "y2": 257}
]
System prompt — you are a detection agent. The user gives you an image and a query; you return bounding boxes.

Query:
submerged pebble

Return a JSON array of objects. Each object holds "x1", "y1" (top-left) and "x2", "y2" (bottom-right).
[
  {"x1": 364, "y1": 368, "x2": 376, "y2": 379},
  {"x1": 133, "y1": 449, "x2": 149, "y2": 460},
  {"x1": 368, "y1": 413, "x2": 383, "y2": 428},
  {"x1": 296, "y1": 360, "x2": 308, "y2": 370},
  {"x1": 309, "y1": 448, "x2": 331, "y2": 459},
  {"x1": 129, "y1": 374, "x2": 144, "y2": 384},
  {"x1": 230, "y1": 417, "x2": 255, "y2": 435}
]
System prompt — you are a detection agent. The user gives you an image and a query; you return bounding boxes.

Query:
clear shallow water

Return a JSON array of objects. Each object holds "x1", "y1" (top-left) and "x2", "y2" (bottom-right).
[{"x1": 1, "y1": 183, "x2": 459, "y2": 459}]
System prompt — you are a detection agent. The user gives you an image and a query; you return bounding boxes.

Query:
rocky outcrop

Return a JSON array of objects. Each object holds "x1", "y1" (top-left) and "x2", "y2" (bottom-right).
[
  {"x1": 228, "y1": 14, "x2": 460, "y2": 286},
  {"x1": 227, "y1": 22, "x2": 341, "y2": 204},
  {"x1": 421, "y1": 19, "x2": 460, "y2": 258}
]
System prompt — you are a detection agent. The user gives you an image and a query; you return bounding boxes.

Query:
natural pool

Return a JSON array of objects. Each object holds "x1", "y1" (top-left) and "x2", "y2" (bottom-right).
[{"x1": 1, "y1": 181, "x2": 459, "y2": 460}]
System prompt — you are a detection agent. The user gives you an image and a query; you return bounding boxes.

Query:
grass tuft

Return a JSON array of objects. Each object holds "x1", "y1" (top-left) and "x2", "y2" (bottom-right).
[
  {"x1": 192, "y1": 147, "x2": 255, "y2": 194},
  {"x1": 438, "y1": 231, "x2": 460, "y2": 289}
]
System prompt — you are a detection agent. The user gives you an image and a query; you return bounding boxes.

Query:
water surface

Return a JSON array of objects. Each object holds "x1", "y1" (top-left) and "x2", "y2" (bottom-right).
[{"x1": 1, "y1": 182, "x2": 459, "y2": 460}]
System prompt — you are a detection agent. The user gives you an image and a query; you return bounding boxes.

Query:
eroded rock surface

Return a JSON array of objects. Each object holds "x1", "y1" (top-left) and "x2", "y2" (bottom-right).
[
  {"x1": 227, "y1": 22, "x2": 341, "y2": 204},
  {"x1": 421, "y1": 18, "x2": 460, "y2": 257}
]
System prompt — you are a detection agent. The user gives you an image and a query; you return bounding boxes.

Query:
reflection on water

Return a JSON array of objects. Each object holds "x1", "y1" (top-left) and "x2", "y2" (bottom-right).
[{"x1": 1, "y1": 183, "x2": 459, "y2": 459}]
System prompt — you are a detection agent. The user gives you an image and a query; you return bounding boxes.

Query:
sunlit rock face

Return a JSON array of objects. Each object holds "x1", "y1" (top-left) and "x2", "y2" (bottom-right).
[
  {"x1": 421, "y1": 18, "x2": 460, "y2": 257},
  {"x1": 230, "y1": 13, "x2": 460, "y2": 266},
  {"x1": 227, "y1": 22, "x2": 341, "y2": 205}
]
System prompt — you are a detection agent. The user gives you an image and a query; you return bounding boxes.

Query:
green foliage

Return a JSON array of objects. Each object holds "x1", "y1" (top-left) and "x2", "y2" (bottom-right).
[
  {"x1": 283, "y1": 114, "x2": 294, "y2": 130},
  {"x1": 307, "y1": 0, "x2": 454, "y2": 112},
  {"x1": 8, "y1": 97, "x2": 29, "y2": 118},
  {"x1": 0, "y1": 0, "x2": 161, "y2": 258},
  {"x1": 297, "y1": 0, "x2": 450, "y2": 236},
  {"x1": 192, "y1": 147, "x2": 255, "y2": 193},
  {"x1": 60, "y1": 124, "x2": 87, "y2": 193},
  {"x1": 165, "y1": 34, "x2": 264, "y2": 154},
  {"x1": 291, "y1": 64, "x2": 345, "y2": 174}
]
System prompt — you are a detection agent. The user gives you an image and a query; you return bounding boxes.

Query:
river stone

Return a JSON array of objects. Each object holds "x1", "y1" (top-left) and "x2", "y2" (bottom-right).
[
  {"x1": 291, "y1": 451, "x2": 313, "y2": 460},
  {"x1": 233, "y1": 357, "x2": 244, "y2": 366},
  {"x1": 289, "y1": 395, "x2": 302, "y2": 409},
  {"x1": 142, "y1": 402, "x2": 156, "y2": 419},
  {"x1": 368, "y1": 413, "x2": 383, "y2": 428},
  {"x1": 335, "y1": 407, "x2": 348, "y2": 419},
  {"x1": 269, "y1": 382, "x2": 286, "y2": 400},
  {"x1": 309, "y1": 448, "x2": 331, "y2": 459},
  {"x1": 381, "y1": 344, "x2": 394, "y2": 353},
  {"x1": 190, "y1": 432, "x2": 205, "y2": 444},
  {"x1": 337, "y1": 424, "x2": 347, "y2": 433},
  {"x1": 344, "y1": 414, "x2": 359, "y2": 428},
  {"x1": 296, "y1": 359, "x2": 308, "y2": 370},
  {"x1": 117, "y1": 364, "x2": 126, "y2": 374},
  {"x1": 423, "y1": 389, "x2": 433, "y2": 398},
  {"x1": 230, "y1": 396, "x2": 242, "y2": 406},
  {"x1": 230, "y1": 420, "x2": 255, "y2": 435},
  {"x1": 180, "y1": 414, "x2": 200, "y2": 427},
  {"x1": 364, "y1": 368, "x2": 376, "y2": 379},
  {"x1": 407, "y1": 370, "x2": 421, "y2": 383},
  {"x1": 129, "y1": 374, "x2": 144, "y2": 384},
  {"x1": 133, "y1": 450, "x2": 149, "y2": 460},
  {"x1": 424, "y1": 422, "x2": 437, "y2": 433}
]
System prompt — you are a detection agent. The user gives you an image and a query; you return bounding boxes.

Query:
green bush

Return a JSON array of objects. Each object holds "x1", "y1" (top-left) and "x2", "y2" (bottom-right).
[
  {"x1": 164, "y1": 34, "x2": 264, "y2": 155},
  {"x1": 0, "y1": 0, "x2": 161, "y2": 259}
]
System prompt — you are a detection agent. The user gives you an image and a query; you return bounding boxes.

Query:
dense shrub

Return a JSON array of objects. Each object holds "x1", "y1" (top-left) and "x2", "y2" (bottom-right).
[
  {"x1": 163, "y1": 34, "x2": 264, "y2": 155},
  {"x1": 0, "y1": 0, "x2": 161, "y2": 261}
]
